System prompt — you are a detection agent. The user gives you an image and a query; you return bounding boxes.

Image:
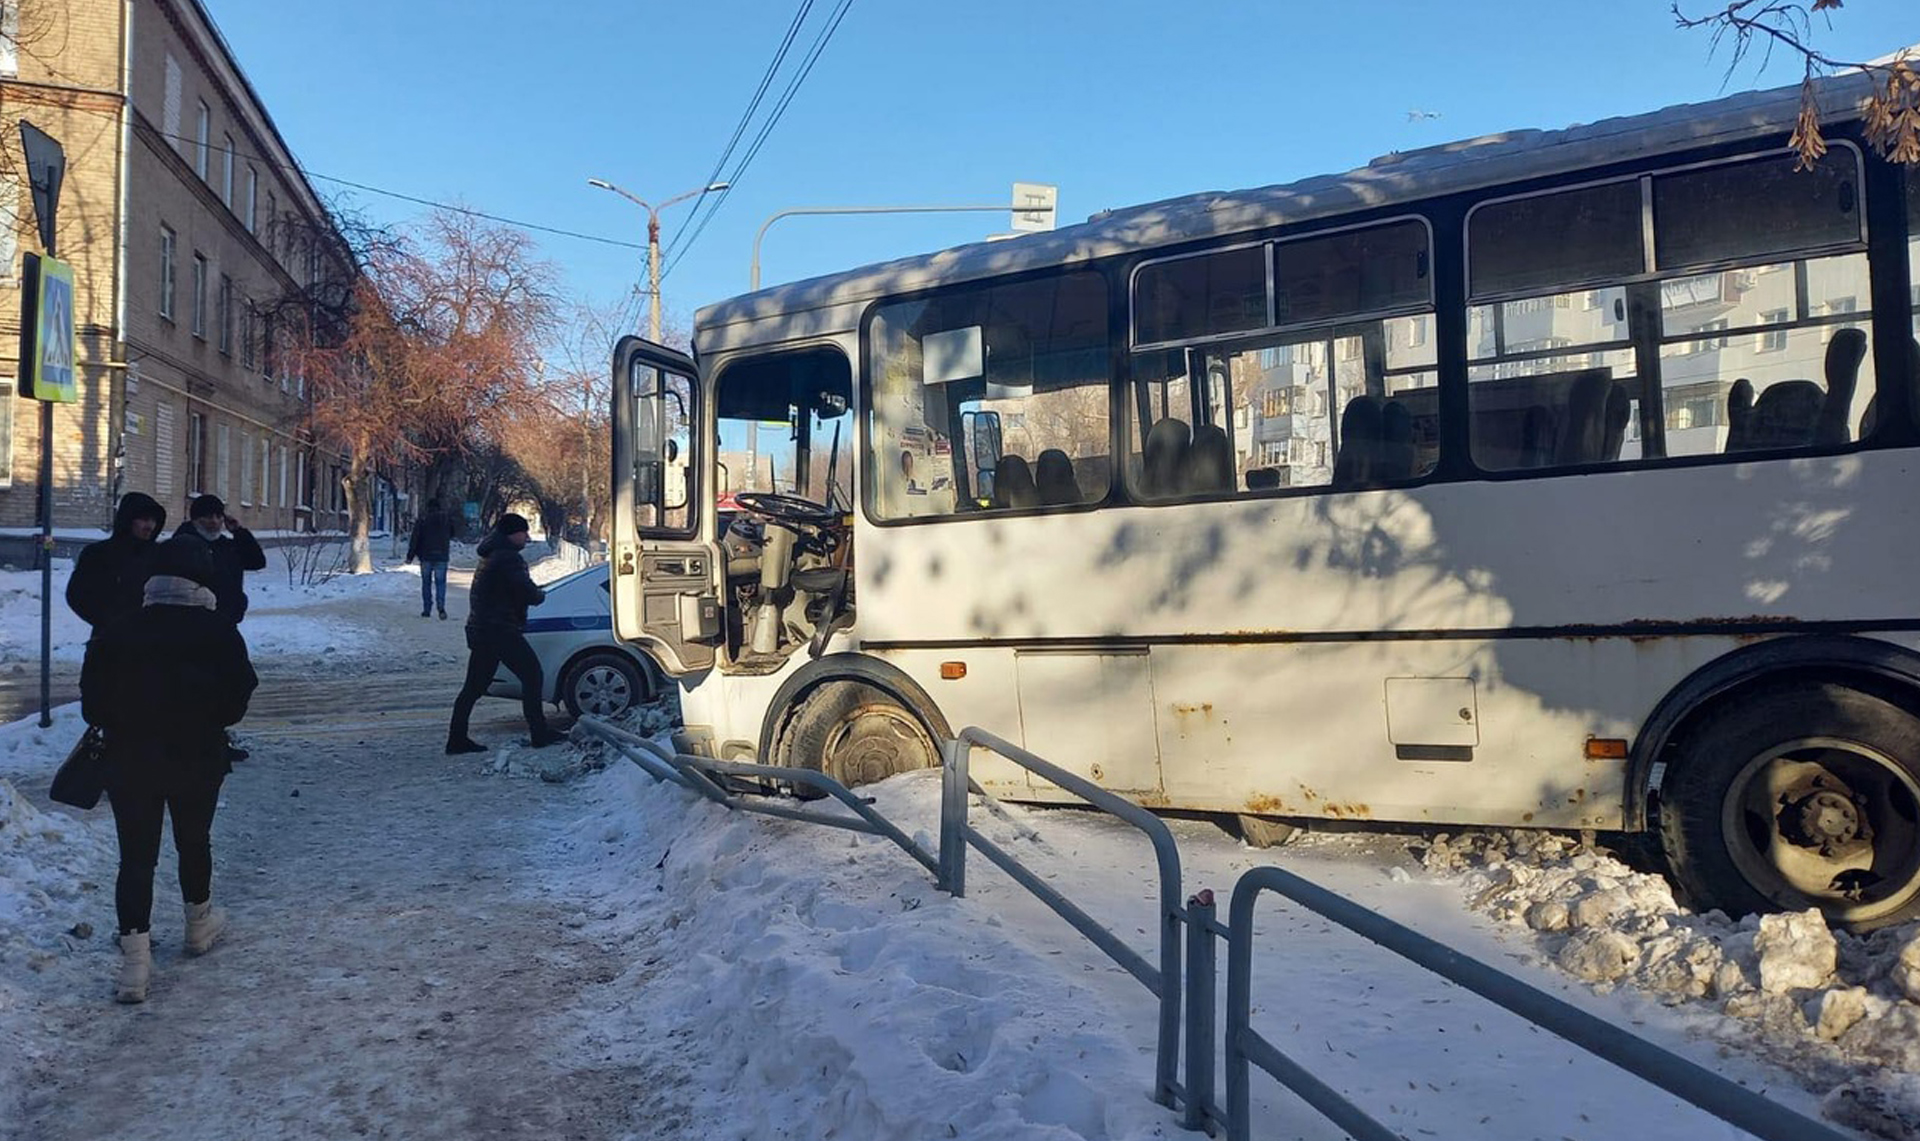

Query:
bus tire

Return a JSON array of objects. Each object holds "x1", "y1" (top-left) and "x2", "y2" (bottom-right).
[
  {"x1": 1658, "y1": 681, "x2": 1920, "y2": 931},
  {"x1": 1235, "y1": 814, "x2": 1301, "y2": 849},
  {"x1": 781, "y1": 681, "x2": 940, "y2": 798}
]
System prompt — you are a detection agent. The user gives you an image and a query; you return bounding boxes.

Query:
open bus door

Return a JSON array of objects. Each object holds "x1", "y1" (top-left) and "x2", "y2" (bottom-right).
[{"x1": 610, "y1": 336, "x2": 719, "y2": 675}]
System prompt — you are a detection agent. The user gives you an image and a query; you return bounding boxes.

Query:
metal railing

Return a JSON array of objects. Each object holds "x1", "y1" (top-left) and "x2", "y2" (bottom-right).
[
  {"x1": 941, "y1": 727, "x2": 1186, "y2": 1108},
  {"x1": 580, "y1": 715, "x2": 1851, "y2": 1141},
  {"x1": 1219, "y1": 865, "x2": 1856, "y2": 1141},
  {"x1": 574, "y1": 717, "x2": 937, "y2": 878}
]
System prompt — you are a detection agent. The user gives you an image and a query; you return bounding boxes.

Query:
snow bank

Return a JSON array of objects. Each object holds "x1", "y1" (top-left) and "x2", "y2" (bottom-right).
[
  {"x1": 552, "y1": 756, "x2": 1170, "y2": 1141},
  {"x1": 0, "y1": 706, "x2": 119, "y2": 1117},
  {"x1": 0, "y1": 561, "x2": 89, "y2": 664},
  {"x1": 1423, "y1": 830, "x2": 1920, "y2": 1136}
]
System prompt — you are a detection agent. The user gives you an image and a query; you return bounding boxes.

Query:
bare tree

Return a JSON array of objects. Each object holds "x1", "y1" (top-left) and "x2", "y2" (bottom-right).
[{"x1": 1674, "y1": 1, "x2": 1919, "y2": 167}]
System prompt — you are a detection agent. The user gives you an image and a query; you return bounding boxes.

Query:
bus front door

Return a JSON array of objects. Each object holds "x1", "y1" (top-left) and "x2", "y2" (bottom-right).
[{"x1": 611, "y1": 336, "x2": 719, "y2": 675}]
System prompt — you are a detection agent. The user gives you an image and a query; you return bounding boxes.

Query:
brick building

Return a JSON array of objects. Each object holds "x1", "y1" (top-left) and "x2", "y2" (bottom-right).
[{"x1": 0, "y1": 0, "x2": 354, "y2": 543}]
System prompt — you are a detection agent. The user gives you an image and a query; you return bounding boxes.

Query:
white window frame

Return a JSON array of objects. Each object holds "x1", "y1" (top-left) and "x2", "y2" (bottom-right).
[
  {"x1": 278, "y1": 445, "x2": 289, "y2": 508},
  {"x1": 159, "y1": 227, "x2": 176, "y2": 320},
  {"x1": 195, "y1": 100, "x2": 210, "y2": 179},
  {"x1": 259, "y1": 438, "x2": 272, "y2": 511},
  {"x1": 239, "y1": 430, "x2": 253, "y2": 505}
]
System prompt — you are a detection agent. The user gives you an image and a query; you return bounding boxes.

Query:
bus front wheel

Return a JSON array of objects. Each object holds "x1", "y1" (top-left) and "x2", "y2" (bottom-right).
[
  {"x1": 781, "y1": 681, "x2": 939, "y2": 796},
  {"x1": 1659, "y1": 681, "x2": 1920, "y2": 931}
]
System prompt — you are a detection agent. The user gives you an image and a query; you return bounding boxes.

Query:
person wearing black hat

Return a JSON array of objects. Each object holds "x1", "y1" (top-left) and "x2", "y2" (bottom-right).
[
  {"x1": 172, "y1": 494, "x2": 267, "y2": 627},
  {"x1": 80, "y1": 536, "x2": 258, "y2": 1003},
  {"x1": 446, "y1": 513, "x2": 561, "y2": 753},
  {"x1": 67, "y1": 491, "x2": 168, "y2": 630}
]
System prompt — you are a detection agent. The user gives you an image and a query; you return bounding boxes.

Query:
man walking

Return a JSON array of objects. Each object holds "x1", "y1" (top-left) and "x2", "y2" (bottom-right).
[
  {"x1": 406, "y1": 497, "x2": 456, "y2": 619},
  {"x1": 67, "y1": 491, "x2": 168, "y2": 630},
  {"x1": 172, "y1": 494, "x2": 267, "y2": 626},
  {"x1": 446, "y1": 513, "x2": 560, "y2": 754}
]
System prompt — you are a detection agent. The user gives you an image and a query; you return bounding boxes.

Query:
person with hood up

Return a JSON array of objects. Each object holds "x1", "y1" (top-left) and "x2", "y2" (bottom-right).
[
  {"x1": 405, "y1": 497, "x2": 457, "y2": 620},
  {"x1": 172, "y1": 494, "x2": 267, "y2": 626},
  {"x1": 445, "y1": 513, "x2": 561, "y2": 754},
  {"x1": 66, "y1": 492, "x2": 167, "y2": 629},
  {"x1": 81, "y1": 537, "x2": 257, "y2": 1003}
]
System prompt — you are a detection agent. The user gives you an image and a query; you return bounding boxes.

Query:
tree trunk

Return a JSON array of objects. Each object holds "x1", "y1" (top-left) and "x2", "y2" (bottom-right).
[{"x1": 346, "y1": 441, "x2": 374, "y2": 574}]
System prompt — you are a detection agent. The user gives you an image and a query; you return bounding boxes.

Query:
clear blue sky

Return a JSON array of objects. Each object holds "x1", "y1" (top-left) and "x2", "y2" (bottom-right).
[{"x1": 203, "y1": 0, "x2": 1916, "y2": 345}]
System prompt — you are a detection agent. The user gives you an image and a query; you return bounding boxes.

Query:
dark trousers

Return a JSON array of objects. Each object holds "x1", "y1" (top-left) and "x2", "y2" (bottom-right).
[
  {"x1": 110, "y1": 774, "x2": 224, "y2": 935},
  {"x1": 448, "y1": 626, "x2": 547, "y2": 741}
]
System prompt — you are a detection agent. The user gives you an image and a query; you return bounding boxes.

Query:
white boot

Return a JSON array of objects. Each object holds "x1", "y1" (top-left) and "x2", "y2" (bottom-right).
[
  {"x1": 183, "y1": 900, "x2": 227, "y2": 956},
  {"x1": 115, "y1": 932, "x2": 151, "y2": 1004}
]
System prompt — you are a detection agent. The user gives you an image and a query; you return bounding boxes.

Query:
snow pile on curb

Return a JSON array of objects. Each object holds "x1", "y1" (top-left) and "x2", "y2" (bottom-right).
[
  {"x1": 555, "y1": 757, "x2": 1168, "y2": 1141},
  {"x1": 0, "y1": 706, "x2": 119, "y2": 1119},
  {"x1": 0, "y1": 560, "x2": 89, "y2": 664},
  {"x1": 1420, "y1": 830, "x2": 1920, "y2": 1137}
]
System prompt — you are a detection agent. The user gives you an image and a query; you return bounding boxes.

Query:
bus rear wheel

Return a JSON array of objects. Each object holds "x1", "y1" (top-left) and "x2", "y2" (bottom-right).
[
  {"x1": 782, "y1": 681, "x2": 939, "y2": 796},
  {"x1": 1659, "y1": 681, "x2": 1920, "y2": 931}
]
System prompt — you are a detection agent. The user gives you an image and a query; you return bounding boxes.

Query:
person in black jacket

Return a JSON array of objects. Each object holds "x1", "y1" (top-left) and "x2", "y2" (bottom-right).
[
  {"x1": 66, "y1": 491, "x2": 167, "y2": 630},
  {"x1": 81, "y1": 537, "x2": 257, "y2": 1003},
  {"x1": 405, "y1": 497, "x2": 456, "y2": 620},
  {"x1": 172, "y1": 494, "x2": 267, "y2": 626},
  {"x1": 446, "y1": 513, "x2": 560, "y2": 754}
]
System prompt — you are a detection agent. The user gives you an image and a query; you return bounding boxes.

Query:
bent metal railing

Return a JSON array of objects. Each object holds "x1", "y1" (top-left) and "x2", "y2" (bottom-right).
[
  {"x1": 941, "y1": 727, "x2": 1185, "y2": 1108},
  {"x1": 573, "y1": 717, "x2": 938, "y2": 879},
  {"x1": 1221, "y1": 865, "x2": 1857, "y2": 1141},
  {"x1": 579, "y1": 716, "x2": 1848, "y2": 1141}
]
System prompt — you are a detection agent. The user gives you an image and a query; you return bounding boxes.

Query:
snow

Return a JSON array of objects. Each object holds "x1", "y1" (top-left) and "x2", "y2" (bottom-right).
[{"x1": 1, "y1": 564, "x2": 1917, "y2": 1138}]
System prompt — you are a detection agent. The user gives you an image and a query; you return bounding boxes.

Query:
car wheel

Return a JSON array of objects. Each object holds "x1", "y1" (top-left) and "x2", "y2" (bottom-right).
[
  {"x1": 1659, "y1": 681, "x2": 1920, "y2": 931},
  {"x1": 563, "y1": 652, "x2": 648, "y2": 719}
]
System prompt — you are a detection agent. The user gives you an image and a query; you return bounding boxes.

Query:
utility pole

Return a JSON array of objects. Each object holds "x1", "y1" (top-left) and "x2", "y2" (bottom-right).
[{"x1": 586, "y1": 178, "x2": 730, "y2": 341}]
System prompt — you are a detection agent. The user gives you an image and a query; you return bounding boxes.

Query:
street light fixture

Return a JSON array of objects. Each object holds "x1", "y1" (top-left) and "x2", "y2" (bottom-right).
[{"x1": 586, "y1": 178, "x2": 730, "y2": 342}]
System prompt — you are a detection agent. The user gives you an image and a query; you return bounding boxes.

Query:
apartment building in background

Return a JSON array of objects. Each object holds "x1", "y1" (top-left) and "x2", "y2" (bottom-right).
[{"x1": 0, "y1": 0, "x2": 354, "y2": 545}]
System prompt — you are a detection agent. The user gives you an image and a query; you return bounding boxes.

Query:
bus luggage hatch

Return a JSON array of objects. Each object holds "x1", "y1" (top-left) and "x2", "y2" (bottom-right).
[{"x1": 1014, "y1": 649, "x2": 1164, "y2": 795}]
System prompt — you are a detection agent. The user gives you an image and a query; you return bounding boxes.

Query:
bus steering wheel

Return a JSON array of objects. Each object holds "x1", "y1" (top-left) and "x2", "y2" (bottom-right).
[{"x1": 733, "y1": 491, "x2": 840, "y2": 529}]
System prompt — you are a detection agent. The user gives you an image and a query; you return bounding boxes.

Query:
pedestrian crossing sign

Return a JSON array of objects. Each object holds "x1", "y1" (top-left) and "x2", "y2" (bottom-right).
[{"x1": 21, "y1": 253, "x2": 76, "y2": 403}]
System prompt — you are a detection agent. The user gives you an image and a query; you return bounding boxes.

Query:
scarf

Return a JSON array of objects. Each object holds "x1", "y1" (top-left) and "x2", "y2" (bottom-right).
[{"x1": 143, "y1": 575, "x2": 217, "y2": 610}]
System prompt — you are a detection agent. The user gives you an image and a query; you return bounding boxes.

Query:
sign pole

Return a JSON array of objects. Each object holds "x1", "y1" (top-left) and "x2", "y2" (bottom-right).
[{"x1": 20, "y1": 119, "x2": 69, "y2": 728}]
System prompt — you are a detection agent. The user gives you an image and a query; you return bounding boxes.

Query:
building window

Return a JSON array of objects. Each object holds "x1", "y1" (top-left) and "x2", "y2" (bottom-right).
[
  {"x1": 240, "y1": 431, "x2": 253, "y2": 505},
  {"x1": 0, "y1": 378, "x2": 13, "y2": 487},
  {"x1": 222, "y1": 133, "x2": 235, "y2": 206},
  {"x1": 159, "y1": 228, "x2": 176, "y2": 320},
  {"x1": 1759, "y1": 309, "x2": 1790, "y2": 352},
  {"x1": 278, "y1": 446, "x2": 289, "y2": 508},
  {"x1": 1686, "y1": 319, "x2": 1728, "y2": 353},
  {"x1": 0, "y1": 3, "x2": 18, "y2": 78},
  {"x1": 216, "y1": 423, "x2": 230, "y2": 501},
  {"x1": 195, "y1": 101, "x2": 210, "y2": 179},
  {"x1": 240, "y1": 303, "x2": 256, "y2": 369},
  {"x1": 191, "y1": 254, "x2": 207, "y2": 337},
  {"x1": 246, "y1": 167, "x2": 258, "y2": 233},
  {"x1": 217, "y1": 275, "x2": 233, "y2": 355},
  {"x1": 266, "y1": 191, "x2": 277, "y2": 248},
  {"x1": 263, "y1": 312, "x2": 275, "y2": 378},
  {"x1": 259, "y1": 439, "x2": 272, "y2": 510},
  {"x1": 188, "y1": 411, "x2": 206, "y2": 494},
  {"x1": 163, "y1": 55, "x2": 182, "y2": 147}
]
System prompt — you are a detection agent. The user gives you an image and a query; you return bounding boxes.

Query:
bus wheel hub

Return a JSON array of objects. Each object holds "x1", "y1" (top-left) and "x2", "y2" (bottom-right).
[{"x1": 1781, "y1": 784, "x2": 1867, "y2": 857}]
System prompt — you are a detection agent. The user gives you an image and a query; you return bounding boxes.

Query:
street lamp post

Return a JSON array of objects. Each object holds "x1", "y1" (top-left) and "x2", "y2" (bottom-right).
[{"x1": 586, "y1": 178, "x2": 729, "y2": 342}]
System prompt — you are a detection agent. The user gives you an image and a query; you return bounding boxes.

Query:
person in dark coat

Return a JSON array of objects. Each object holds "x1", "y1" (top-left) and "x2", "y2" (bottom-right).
[
  {"x1": 405, "y1": 497, "x2": 457, "y2": 620},
  {"x1": 81, "y1": 537, "x2": 258, "y2": 1003},
  {"x1": 446, "y1": 513, "x2": 559, "y2": 754},
  {"x1": 172, "y1": 493, "x2": 267, "y2": 626},
  {"x1": 66, "y1": 491, "x2": 167, "y2": 629}
]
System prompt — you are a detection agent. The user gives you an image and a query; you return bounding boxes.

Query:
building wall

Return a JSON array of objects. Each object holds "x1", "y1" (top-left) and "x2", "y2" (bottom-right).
[
  {"x1": 0, "y1": 0, "x2": 354, "y2": 537},
  {"x1": 0, "y1": 0, "x2": 126, "y2": 529}
]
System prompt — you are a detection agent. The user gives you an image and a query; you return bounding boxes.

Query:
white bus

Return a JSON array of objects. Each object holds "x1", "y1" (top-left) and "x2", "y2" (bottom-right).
[{"x1": 612, "y1": 69, "x2": 1920, "y2": 930}]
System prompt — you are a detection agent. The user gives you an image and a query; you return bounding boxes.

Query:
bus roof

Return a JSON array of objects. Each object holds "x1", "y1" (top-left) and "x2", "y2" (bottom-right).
[{"x1": 694, "y1": 66, "x2": 1887, "y2": 349}]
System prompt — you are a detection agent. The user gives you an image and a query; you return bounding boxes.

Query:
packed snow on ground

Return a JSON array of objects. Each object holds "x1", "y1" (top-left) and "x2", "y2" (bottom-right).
[{"x1": 0, "y1": 561, "x2": 90, "y2": 665}]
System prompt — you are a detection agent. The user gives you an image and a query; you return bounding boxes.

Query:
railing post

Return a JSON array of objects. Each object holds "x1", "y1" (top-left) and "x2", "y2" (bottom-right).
[
  {"x1": 1225, "y1": 878, "x2": 1254, "y2": 1141},
  {"x1": 1182, "y1": 890, "x2": 1218, "y2": 1134},
  {"x1": 939, "y1": 736, "x2": 969, "y2": 897}
]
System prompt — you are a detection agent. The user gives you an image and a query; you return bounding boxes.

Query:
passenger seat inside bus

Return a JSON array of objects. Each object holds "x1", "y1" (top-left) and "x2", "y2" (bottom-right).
[
  {"x1": 1725, "y1": 327, "x2": 1867, "y2": 452},
  {"x1": 1332, "y1": 396, "x2": 1383, "y2": 488},
  {"x1": 1141, "y1": 418, "x2": 1192, "y2": 498},
  {"x1": 992, "y1": 454, "x2": 1040, "y2": 508},
  {"x1": 1183, "y1": 424, "x2": 1235, "y2": 494},
  {"x1": 1035, "y1": 448, "x2": 1080, "y2": 505}
]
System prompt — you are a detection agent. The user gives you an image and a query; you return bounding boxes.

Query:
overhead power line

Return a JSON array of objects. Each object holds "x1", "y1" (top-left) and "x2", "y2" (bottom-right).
[
  {"x1": 659, "y1": 0, "x2": 857, "y2": 284},
  {"x1": 149, "y1": 126, "x2": 646, "y2": 252}
]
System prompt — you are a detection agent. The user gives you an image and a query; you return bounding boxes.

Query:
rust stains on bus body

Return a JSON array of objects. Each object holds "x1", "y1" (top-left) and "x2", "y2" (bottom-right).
[{"x1": 1244, "y1": 788, "x2": 1371, "y2": 820}]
